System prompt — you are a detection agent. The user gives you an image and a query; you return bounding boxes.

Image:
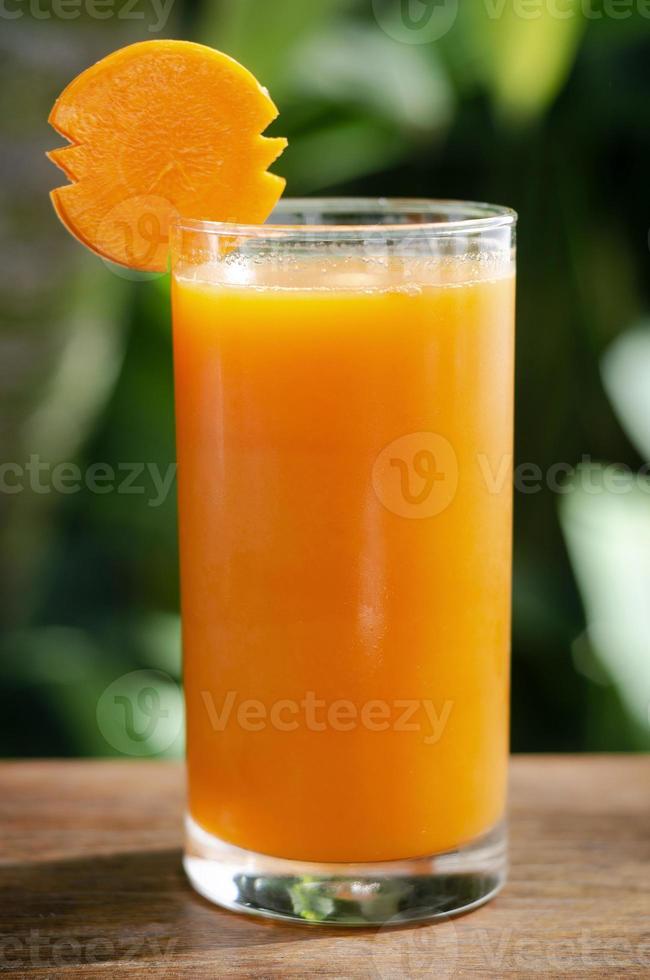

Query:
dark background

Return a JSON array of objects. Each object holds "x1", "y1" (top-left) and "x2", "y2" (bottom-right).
[{"x1": 1, "y1": 0, "x2": 649, "y2": 758}]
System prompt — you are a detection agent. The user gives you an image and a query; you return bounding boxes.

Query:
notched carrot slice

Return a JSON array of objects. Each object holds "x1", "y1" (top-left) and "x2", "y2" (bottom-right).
[{"x1": 48, "y1": 40, "x2": 287, "y2": 272}]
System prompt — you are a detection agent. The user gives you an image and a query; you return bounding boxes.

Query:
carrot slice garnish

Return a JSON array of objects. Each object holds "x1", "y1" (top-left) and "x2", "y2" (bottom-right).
[{"x1": 48, "y1": 40, "x2": 287, "y2": 272}]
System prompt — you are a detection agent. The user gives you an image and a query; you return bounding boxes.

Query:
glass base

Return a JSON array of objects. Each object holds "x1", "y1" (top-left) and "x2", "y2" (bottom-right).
[{"x1": 184, "y1": 817, "x2": 507, "y2": 926}]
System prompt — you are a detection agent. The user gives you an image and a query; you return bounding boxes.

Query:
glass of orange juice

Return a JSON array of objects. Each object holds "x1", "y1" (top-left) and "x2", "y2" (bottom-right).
[{"x1": 173, "y1": 199, "x2": 516, "y2": 925}]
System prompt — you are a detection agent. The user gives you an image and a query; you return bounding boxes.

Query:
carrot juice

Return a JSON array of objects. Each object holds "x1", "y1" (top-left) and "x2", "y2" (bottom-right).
[{"x1": 173, "y1": 204, "x2": 515, "y2": 874}]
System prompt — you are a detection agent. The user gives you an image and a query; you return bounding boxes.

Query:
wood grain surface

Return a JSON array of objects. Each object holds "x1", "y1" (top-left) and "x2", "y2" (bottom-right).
[{"x1": 0, "y1": 756, "x2": 648, "y2": 977}]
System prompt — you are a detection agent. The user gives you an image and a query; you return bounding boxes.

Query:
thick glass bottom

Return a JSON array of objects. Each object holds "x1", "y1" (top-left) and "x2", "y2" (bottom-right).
[{"x1": 184, "y1": 816, "x2": 507, "y2": 926}]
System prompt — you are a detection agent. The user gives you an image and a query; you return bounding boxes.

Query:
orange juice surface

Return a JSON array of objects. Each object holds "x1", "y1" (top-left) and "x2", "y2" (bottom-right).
[{"x1": 173, "y1": 255, "x2": 515, "y2": 863}]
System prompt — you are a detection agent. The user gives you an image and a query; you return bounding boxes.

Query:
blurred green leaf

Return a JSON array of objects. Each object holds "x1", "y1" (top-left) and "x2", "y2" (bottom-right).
[
  {"x1": 132, "y1": 612, "x2": 182, "y2": 679},
  {"x1": 602, "y1": 323, "x2": 650, "y2": 462},
  {"x1": 561, "y1": 469, "x2": 650, "y2": 745},
  {"x1": 198, "y1": 0, "x2": 355, "y2": 95},
  {"x1": 24, "y1": 260, "x2": 129, "y2": 463},
  {"x1": 459, "y1": 1, "x2": 585, "y2": 121},
  {"x1": 1, "y1": 625, "x2": 184, "y2": 758},
  {"x1": 278, "y1": 118, "x2": 406, "y2": 193},
  {"x1": 289, "y1": 24, "x2": 453, "y2": 132}
]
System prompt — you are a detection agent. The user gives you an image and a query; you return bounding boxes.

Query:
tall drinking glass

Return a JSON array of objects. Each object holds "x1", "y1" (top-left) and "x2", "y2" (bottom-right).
[{"x1": 172, "y1": 200, "x2": 516, "y2": 925}]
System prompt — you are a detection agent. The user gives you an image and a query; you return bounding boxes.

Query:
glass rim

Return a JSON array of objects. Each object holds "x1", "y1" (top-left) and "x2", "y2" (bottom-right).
[{"x1": 172, "y1": 198, "x2": 517, "y2": 239}]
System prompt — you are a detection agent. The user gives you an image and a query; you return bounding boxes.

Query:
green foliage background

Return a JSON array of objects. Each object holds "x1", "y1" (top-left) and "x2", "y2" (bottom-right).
[{"x1": 1, "y1": 0, "x2": 649, "y2": 756}]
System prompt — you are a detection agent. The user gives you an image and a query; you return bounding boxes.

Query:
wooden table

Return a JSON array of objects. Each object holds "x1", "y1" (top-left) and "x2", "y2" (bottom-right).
[{"x1": 0, "y1": 757, "x2": 648, "y2": 977}]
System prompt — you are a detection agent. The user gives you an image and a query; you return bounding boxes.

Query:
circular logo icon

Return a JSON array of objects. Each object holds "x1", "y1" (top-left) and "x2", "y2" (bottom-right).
[
  {"x1": 372, "y1": 0, "x2": 459, "y2": 45},
  {"x1": 96, "y1": 195, "x2": 177, "y2": 280},
  {"x1": 97, "y1": 669, "x2": 183, "y2": 756},
  {"x1": 372, "y1": 432, "x2": 458, "y2": 519},
  {"x1": 370, "y1": 913, "x2": 459, "y2": 979}
]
